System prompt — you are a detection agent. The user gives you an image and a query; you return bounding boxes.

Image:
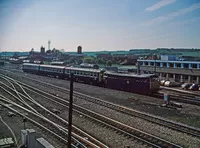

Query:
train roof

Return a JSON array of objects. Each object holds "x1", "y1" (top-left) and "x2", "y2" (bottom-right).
[
  {"x1": 25, "y1": 63, "x2": 104, "y2": 72},
  {"x1": 40, "y1": 64, "x2": 66, "y2": 69},
  {"x1": 23, "y1": 63, "x2": 40, "y2": 66},
  {"x1": 51, "y1": 61, "x2": 65, "y2": 65},
  {"x1": 104, "y1": 71, "x2": 157, "y2": 78},
  {"x1": 65, "y1": 67, "x2": 103, "y2": 73}
]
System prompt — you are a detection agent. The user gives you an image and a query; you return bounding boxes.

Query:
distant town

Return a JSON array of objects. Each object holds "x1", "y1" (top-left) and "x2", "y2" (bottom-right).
[
  {"x1": 1, "y1": 46, "x2": 200, "y2": 65},
  {"x1": 1, "y1": 46, "x2": 200, "y2": 85}
]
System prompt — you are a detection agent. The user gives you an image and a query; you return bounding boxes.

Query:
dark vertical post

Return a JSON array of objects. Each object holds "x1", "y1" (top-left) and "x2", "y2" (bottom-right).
[
  {"x1": 137, "y1": 61, "x2": 140, "y2": 75},
  {"x1": 68, "y1": 73, "x2": 74, "y2": 148},
  {"x1": 23, "y1": 117, "x2": 27, "y2": 129},
  {"x1": 154, "y1": 54, "x2": 156, "y2": 74}
]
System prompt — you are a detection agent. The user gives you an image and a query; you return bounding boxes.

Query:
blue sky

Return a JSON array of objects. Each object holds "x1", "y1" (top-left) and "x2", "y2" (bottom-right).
[{"x1": 0, "y1": 0, "x2": 200, "y2": 52}]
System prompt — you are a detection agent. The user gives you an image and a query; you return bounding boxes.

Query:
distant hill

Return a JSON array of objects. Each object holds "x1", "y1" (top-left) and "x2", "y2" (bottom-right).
[{"x1": 0, "y1": 52, "x2": 29, "y2": 57}]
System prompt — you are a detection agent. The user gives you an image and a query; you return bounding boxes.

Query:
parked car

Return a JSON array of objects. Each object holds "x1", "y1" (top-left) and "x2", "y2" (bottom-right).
[
  {"x1": 181, "y1": 83, "x2": 192, "y2": 90},
  {"x1": 189, "y1": 83, "x2": 199, "y2": 91},
  {"x1": 164, "y1": 81, "x2": 181, "y2": 87}
]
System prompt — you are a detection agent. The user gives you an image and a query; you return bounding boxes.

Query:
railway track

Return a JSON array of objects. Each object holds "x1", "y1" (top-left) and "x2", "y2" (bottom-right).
[
  {"x1": 158, "y1": 88, "x2": 200, "y2": 105},
  {"x1": 0, "y1": 77, "x2": 108, "y2": 148},
  {"x1": 0, "y1": 102, "x2": 84, "y2": 148},
  {"x1": 1, "y1": 68, "x2": 200, "y2": 106},
  {"x1": 0, "y1": 73, "x2": 182, "y2": 148},
  {"x1": 1, "y1": 70, "x2": 200, "y2": 139},
  {"x1": 160, "y1": 86, "x2": 200, "y2": 97}
]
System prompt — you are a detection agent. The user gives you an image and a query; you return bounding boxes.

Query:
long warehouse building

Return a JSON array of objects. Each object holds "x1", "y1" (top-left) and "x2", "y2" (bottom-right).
[{"x1": 137, "y1": 59, "x2": 200, "y2": 84}]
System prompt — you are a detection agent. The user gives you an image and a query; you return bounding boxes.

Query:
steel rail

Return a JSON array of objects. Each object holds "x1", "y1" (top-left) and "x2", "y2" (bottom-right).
[
  {"x1": 0, "y1": 81, "x2": 108, "y2": 148},
  {"x1": 0, "y1": 102, "x2": 79, "y2": 148},
  {"x1": 2, "y1": 73, "x2": 200, "y2": 138},
  {"x1": 7, "y1": 79, "x2": 183, "y2": 148}
]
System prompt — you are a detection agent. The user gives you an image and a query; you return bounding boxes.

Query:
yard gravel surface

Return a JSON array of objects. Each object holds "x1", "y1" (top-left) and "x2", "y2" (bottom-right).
[
  {"x1": 2, "y1": 68, "x2": 200, "y2": 127},
  {"x1": 0, "y1": 78, "x2": 148, "y2": 148},
  {"x1": 1, "y1": 69, "x2": 200, "y2": 147}
]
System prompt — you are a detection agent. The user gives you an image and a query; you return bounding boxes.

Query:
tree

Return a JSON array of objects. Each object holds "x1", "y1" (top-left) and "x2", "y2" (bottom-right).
[
  {"x1": 46, "y1": 50, "x2": 52, "y2": 55},
  {"x1": 106, "y1": 60, "x2": 112, "y2": 66},
  {"x1": 13, "y1": 52, "x2": 18, "y2": 58},
  {"x1": 96, "y1": 58, "x2": 106, "y2": 65},
  {"x1": 29, "y1": 48, "x2": 34, "y2": 55},
  {"x1": 84, "y1": 58, "x2": 93, "y2": 64},
  {"x1": 60, "y1": 49, "x2": 65, "y2": 53}
]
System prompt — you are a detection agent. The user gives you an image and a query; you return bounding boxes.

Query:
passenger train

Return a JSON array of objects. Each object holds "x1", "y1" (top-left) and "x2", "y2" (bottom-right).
[{"x1": 22, "y1": 63, "x2": 160, "y2": 94}]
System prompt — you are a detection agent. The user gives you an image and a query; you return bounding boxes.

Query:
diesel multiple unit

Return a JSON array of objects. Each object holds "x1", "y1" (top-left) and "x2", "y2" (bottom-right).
[{"x1": 22, "y1": 63, "x2": 160, "y2": 94}]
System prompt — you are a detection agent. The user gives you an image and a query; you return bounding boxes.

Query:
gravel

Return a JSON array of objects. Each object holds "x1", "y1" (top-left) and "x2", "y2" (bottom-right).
[
  {"x1": 3, "y1": 68, "x2": 200, "y2": 128},
  {"x1": 1, "y1": 67, "x2": 200, "y2": 147},
  {"x1": 0, "y1": 76, "x2": 147, "y2": 148},
  {"x1": 23, "y1": 84, "x2": 200, "y2": 148},
  {"x1": 0, "y1": 103, "x2": 67, "y2": 148}
]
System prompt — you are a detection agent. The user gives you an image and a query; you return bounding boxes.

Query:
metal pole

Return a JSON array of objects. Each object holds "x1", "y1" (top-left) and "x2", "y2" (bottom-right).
[
  {"x1": 68, "y1": 73, "x2": 74, "y2": 148},
  {"x1": 23, "y1": 117, "x2": 27, "y2": 129},
  {"x1": 137, "y1": 61, "x2": 140, "y2": 75},
  {"x1": 154, "y1": 54, "x2": 156, "y2": 74}
]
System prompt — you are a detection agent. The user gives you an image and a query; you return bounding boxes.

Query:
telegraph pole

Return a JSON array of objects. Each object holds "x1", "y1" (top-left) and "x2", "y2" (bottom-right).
[
  {"x1": 68, "y1": 73, "x2": 74, "y2": 148},
  {"x1": 154, "y1": 54, "x2": 157, "y2": 74}
]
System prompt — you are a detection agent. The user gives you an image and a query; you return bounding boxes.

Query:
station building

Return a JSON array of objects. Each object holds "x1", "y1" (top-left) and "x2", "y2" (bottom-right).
[{"x1": 137, "y1": 57, "x2": 200, "y2": 84}]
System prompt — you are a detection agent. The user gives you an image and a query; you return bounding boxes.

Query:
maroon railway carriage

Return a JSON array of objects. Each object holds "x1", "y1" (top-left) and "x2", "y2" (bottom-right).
[{"x1": 104, "y1": 71, "x2": 160, "y2": 94}]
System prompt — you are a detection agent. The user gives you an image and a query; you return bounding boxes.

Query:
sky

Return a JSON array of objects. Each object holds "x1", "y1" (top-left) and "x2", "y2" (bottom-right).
[{"x1": 0, "y1": 0, "x2": 200, "y2": 52}]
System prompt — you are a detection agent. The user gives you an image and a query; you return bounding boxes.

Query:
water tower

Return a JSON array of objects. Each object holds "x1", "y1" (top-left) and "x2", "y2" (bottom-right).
[{"x1": 77, "y1": 46, "x2": 82, "y2": 54}]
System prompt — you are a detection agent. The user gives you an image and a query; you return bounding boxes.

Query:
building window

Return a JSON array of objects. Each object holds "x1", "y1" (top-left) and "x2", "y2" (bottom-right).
[
  {"x1": 145, "y1": 62, "x2": 148, "y2": 66},
  {"x1": 183, "y1": 75, "x2": 188, "y2": 80},
  {"x1": 169, "y1": 63, "x2": 173, "y2": 68},
  {"x1": 163, "y1": 63, "x2": 167, "y2": 67},
  {"x1": 184, "y1": 64, "x2": 189, "y2": 68},
  {"x1": 177, "y1": 63, "x2": 181, "y2": 68},
  {"x1": 156, "y1": 63, "x2": 160, "y2": 67},
  {"x1": 192, "y1": 64, "x2": 197, "y2": 69},
  {"x1": 150, "y1": 62, "x2": 154, "y2": 66},
  {"x1": 192, "y1": 76, "x2": 197, "y2": 81},
  {"x1": 169, "y1": 74, "x2": 173, "y2": 78}
]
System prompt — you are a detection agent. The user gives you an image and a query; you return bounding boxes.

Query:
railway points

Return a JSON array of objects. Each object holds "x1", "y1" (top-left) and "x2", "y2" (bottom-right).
[
  {"x1": 0, "y1": 75, "x2": 108, "y2": 148},
  {"x1": 1, "y1": 67, "x2": 200, "y2": 147},
  {"x1": 0, "y1": 74, "x2": 183, "y2": 148}
]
